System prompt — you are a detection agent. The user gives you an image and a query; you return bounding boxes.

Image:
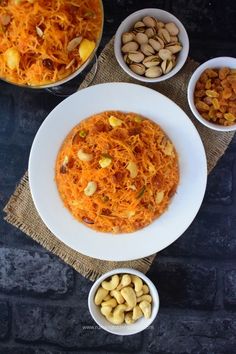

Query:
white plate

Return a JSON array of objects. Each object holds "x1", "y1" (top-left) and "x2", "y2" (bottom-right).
[{"x1": 29, "y1": 83, "x2": 207, "y2": 261}]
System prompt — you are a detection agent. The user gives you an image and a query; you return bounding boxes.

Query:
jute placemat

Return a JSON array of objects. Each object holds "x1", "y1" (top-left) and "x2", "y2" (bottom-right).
[{"x1": 3, "y1": 38, "x2": 235, "y2": 280}]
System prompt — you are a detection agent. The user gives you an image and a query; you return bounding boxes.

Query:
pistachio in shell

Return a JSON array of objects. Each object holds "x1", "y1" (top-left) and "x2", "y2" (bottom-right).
[
  {"x1": 145, "y1": 27, "x2": 156, "y2": 38},
  {"x1": 130, "y1": 63, "x2": 146, "y2": 75},
  {"x1": 122, "y1": 32, "x2": 135, "y2": 44},
  {"x1": 135, "y1": 32, "x2": 148, "y2": 45},
  {"x1": 127, "y1": 51, "x2": 145, "y2": 63},
  {"x1": 158, "y1": 48, "x2": 172, "y2": 61},
  {"x1": 124, "y1": 54, "x2": 133, "y2": 65},
  {"x1": 121, "y1": 41, "x2": 139, "y2": 53},
  {"x1": 140, "y1": 43, "x2": 155, "y2": 56},
  {"x1": 145, "y1": 66, "x2": 162, "y2": 78},
  {"x1": 170, "y1": 35, "x2": 178, "y2": 43},
  {"x1": 165, "y1": 22, "x2": 179, "y2": 36},
  {"x1": 161, "y1": 59, "x2": 174, "y2": 74},
  {"x1": 148, "y1": 38, "x2": 162, "y2": 51},
  {"x1": 143, "y1": 55, "x2": 161, "y2": 68},
  {"x1": 154, "y1": 35, "x2": 165, "y2": 49},
  {"x1": 158, "y1": 28, "x2": 171, "y2": 43},
  {"x1": 166, "y1": 43, "x2": 182, "y2": 54},
  {"x1": 156, "y1": 21, "x2": 165, "y2": 29},
  {"x1": 142, "y1": 16, "x2": 156, "y2": 28},
  {"x1": 133, "y1": 21, "x2": 146, "y2": 33}
]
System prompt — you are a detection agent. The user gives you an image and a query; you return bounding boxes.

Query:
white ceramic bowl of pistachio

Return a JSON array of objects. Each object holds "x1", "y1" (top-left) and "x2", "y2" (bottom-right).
[
  {"x1": 88, "y1": 268, "x2": 159, "y2": 335},
  {"x1": 114, "y1": 8, "x2": 189, "y2": 82}
]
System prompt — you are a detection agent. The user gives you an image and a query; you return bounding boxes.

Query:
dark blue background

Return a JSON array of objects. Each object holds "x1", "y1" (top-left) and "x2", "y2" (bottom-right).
[{"x1": 0, "y1": 1, "x2": 236, "y2": 353}]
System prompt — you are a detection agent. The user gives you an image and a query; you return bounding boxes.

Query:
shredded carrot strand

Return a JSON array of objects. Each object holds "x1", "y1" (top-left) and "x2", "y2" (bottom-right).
[{"x1": 55, "y1": 111, "x2": 180, "y2": 234}]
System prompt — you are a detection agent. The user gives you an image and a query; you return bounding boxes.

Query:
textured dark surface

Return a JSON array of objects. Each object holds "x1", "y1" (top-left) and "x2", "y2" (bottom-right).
[{"x1": 0, "y1": 1, "x2": 236, "y2": 353}]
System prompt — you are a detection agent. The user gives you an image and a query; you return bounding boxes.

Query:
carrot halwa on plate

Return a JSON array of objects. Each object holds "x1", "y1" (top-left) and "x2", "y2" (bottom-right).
[
  {"x1": 55, "y1": 111, "x2": 179, "y2": 233},
  {"x1": 0, "y1": 0, "x2": 103, "y2": 86}
]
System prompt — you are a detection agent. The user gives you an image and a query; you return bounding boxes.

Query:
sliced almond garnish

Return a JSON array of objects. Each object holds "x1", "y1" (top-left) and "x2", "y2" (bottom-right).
[
  {"x1": 65, "y1": 58, "x2": 75, "y2": 70},
  {"x1": 36, "y1": 26, "x2": 43, "y2": 38},
  {"x1": 67, "y1": 36, "x2": 82, "y2": 52}
]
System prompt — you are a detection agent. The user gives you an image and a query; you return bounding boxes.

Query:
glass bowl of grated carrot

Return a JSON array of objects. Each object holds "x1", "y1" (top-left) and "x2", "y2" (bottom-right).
[{"x1": 0, "y1": 0, "x2": 104, "y2": 89}]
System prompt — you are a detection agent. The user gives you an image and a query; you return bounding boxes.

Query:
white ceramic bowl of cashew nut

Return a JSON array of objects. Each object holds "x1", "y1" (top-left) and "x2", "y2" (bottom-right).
[
  {"x1": 88, "y1": 268, "x2": 159, "y2": 335},
  {"x1": 114, "y1": 8, "x2": 189, "y2": 83}
]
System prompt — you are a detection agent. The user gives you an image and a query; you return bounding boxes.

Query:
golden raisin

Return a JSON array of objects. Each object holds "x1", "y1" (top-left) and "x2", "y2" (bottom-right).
[
  {"x1": 203, "y1": 96, "x2": 212, "y2": 105},
  {"x1": 199, "y1": 71, "x2": 208, "y2": 83},
  {"x1": 229, "y1": 107, "x2": 236, "y2": 115},
  {"x1": 222, "y1": 87, "x2": 232, "y2": 99},
  {"x1": 221, "y1": 79, "x2": 230, "y2": 88},
  {"x1": 219, "y1": 106, "x2": 227, "y2": 113},
  {"x1": 219, "y1": 67, "x2": 230, "y2": 80},
  {"x1": 196, "y1": 101, "x2": 210, "y2": 111},
  {"x1": 216, "y1": 112, "x2": 223, "y2": 119},
  {"x1": 229, "y1": 94, "x2": 236, "y2": 102},
  {"x1": 196, "y1": 81, "x2": 204, "y2": 90},
  {"x1": 209, "y1": 107, "x2": 216, "y2": 119},
  {"x1": 205, "y1": 69, "x2": 218, "y2": 78},
  {"x1": 227, "y1": 74, "x2": 236, "y2": 84},
  {"x1": 201, "y1": 112, "x2": 210, "y2": 120},
  {"x1": 212, "y1": 98, "x2": 220, "y2": 109},
  {"x1": 224, "y1": 113, "x2": 235, "y2": 122},
  {"x1": 206, "y1": 90, "x2": 219, "y2": 98},
  {"x1": 205, "y1": 79, "x2": 211, "y2": 89},
  {"x1": 194, "y1": 90, "x2": 205, "y2": 98}
]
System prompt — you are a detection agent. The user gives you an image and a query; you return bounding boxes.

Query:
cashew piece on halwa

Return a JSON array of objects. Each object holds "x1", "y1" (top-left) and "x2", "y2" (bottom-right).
[
  {"x1": 77, "y1": 149, "x2": 93, "y2": 162},
  {"x1": 101, "y1": 274, "x2": 120, "y2": 291}
]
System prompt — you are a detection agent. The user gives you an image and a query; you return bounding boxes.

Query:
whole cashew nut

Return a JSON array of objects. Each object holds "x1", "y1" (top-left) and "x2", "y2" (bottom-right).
[
  {"x1": 135, "y1": 290, "x2": 144, "y2": 297},
  {"x1": 110, "y1": 290, "x2": 125, "y2": 304},
  {"x1": 132, "y1": 305, "x2": 143, "y2": 321},
  {"x1": 117, "y1": 274, "x2": 131, "y2": 290},
  {"x1": 137, "y1": 294, "x2": 152, "y2": 303},
  {"x1": 94, "y1": 287, "x2": 109, "y2": 305},
  {"x1": 142, "y1": 284, "x2": 150, "y2": 294},
  {"x1": 100, "y1": 306, "x2": 112, "y2": 317},
  {"x1": 102, "y1": 275, "x2": 120, "y2": 291},
  {"x1": 131, "y1": 275, "x2": 143, "y2": 292},
  {"x1": 106, "y1": 304, "x2": 127, "y2": 325},
  {"x1": 103, "y1": 294, "x2": 112, "y2": 301},
  {"x1": 101, "y1": 298, "x2": 117, "y2": 308},
  {"x1": 139, "y1": 300, "x2": 151, "y2": 319},
  {"x1": 125, "y1": 312, "x2": 135, "y2": 324},
  {"x1": 121, "y1": 286, "x2": 137, "y2": 308}
]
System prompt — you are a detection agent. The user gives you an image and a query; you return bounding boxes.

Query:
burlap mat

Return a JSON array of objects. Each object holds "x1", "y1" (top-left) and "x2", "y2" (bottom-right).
[{"x1": 3, "y1": 38, "x2": 235, "y2": 280}]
